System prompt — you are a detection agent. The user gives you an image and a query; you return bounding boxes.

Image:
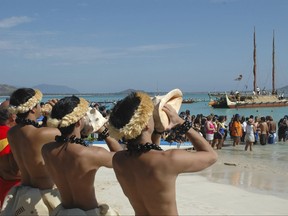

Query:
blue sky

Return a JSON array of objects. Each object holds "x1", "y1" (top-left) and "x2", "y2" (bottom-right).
[{"x1": 1, "y1": 0, "x2": 288, "y2": 93}]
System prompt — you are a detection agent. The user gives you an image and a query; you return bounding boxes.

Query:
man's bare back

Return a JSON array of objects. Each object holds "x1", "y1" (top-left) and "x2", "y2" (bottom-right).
[
  {"x1": 113, "y1": 150, "x2": 178, "y2": 215},
  {"x1": 42, "y1": 141, "x2": 115, "y2": 210},
  {"x1": 41, "y1": 95, "x2": 122, "y2": 212},
  {"x1": 109, "y1": 91, "x2": 217, "y2": 216},
  {"x1": 1, "y1": 88, "x2": 62, "y2": 215},
  {"x1": 8, "y1": 124, "x2": 60, "y2": 189},
  {"x1": 259, "y1": 121, "x2": 269, "y2": 134}
]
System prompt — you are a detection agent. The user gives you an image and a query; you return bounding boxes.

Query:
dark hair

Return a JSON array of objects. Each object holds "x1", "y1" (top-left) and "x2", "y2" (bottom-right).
[
  {"x1": 10, "y1": 88, "x2": 36, "y2": 118},
  {"x1": 0, "y1": 107, "x2": 9, "y2": 125},
  {"x1": 109, "y1": 92, "x2": 140, "y2": 130},
  {"x1": 218, "y1": 115, "x2": 225, "y2": 122},
  {"x1": 50, "y1": 95, "x2": 80, "y2": 136}
]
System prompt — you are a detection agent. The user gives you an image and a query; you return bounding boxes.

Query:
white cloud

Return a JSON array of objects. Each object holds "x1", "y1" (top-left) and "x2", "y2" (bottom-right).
[{"x1": 0, "y1": 16, "x2": 32, "y2": 28}]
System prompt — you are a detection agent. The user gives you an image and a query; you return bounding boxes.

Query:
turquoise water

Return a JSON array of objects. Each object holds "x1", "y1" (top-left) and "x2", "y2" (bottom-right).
[
  {"x1": 2, "y1": 92, "x2": 287, "y2": 199},
  {"x1": 1, "y1": 92, "x2": 287, "y2": 122}
]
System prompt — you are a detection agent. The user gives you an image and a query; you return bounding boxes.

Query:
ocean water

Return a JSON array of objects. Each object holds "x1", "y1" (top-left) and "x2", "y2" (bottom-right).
[
  {"x1": 2, "y1": 92, "x2": 287, "y2": 199},
  {"x1": 38, "y1": 92, "x2": 288, "y2": 123},
  {"x1": 2, "y1": 92, "x2": 287, "y2": 122},
  {"x1": 42, "y1": 92, "x2": 288, "y2": 199},
  {"x1": 1, "y1": 92, "x2": 287, "y2": 122}
]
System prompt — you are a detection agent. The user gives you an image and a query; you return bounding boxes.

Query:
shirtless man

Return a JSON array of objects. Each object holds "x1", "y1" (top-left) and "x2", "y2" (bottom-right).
[
  {"x1": 108, "y1": 92, "x2": 218, "y2": 216},
  {"x1": 42, "y1": 96, "x2": 122, "y2": 215},
  {"x1": 0, "y1": 100, "x2": 20, "y2": 208},
  {"x1": 259, "y1": 116, "x2": 269, "y2": 145},
  {"x1": 267, "y1": 116, "x2": 277, "y2": 143},
  {"x1": 1, "y1": 88, "x2": 61, "y2": 215}
]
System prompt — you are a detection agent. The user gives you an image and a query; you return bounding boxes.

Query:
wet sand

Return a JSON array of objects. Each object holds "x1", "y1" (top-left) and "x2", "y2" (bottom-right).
[
  {"x1": 95, "y1": 140, "x2": 288, "y2": 215},
  {"x1": 199, "y1": 140, "x2": 288, "y2": 199}
]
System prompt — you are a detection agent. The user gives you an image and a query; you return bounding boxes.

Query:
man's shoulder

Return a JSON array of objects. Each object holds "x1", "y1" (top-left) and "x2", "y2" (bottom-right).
[{"x1": 37, "y1": 126, "x2": 60, "y2": 135}]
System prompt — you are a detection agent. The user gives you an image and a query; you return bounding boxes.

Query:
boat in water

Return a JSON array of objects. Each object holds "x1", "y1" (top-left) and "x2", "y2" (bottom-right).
[
  {"x1": 91, "y1": 140, "x2": 193, "y2": 151},
  {"x1": 209, "y1": 29, "x2": 288, "y2": 109},
  {"x1": 182, "y1": 98, "x2": 195, "y2": 104},
  {"x1": 209, "y1": 93, "x2": 288, "y2": 109}
]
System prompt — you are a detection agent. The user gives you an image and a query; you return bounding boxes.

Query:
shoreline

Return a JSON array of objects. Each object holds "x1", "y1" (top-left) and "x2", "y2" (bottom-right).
[
  {"x1": 95, "y1": 140, "x2": 288, "y2": 215},
  {"x1": 199, "y1": 139, "x2": 288, "y2": 199}
]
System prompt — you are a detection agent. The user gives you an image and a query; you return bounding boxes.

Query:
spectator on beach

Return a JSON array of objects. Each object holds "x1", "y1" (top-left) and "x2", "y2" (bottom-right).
[
  {"x1": 193, "y1": 114, "x2": 203, "y2": 136},
  {"x1": 200, "y1": 115, "x2": 207, "y2": 137},
  {"x1": 185, "y1": 109, "x2": 192, "y2": 122},
  {"x1": 222, "y1": 115, "x2": 229, "y2": 141},
  {"x1": 245, "y1": 118, "x2": 256, "y2": 151},
  {"x1": 267, "y1": 116, "x2": 277, "y2": 143},
  {"x1": 1, "y1": 88, "x2": 62, "y2": 216},
  {"x1": 254, "y1": 116, "x2": 260, "y2": 144},
  {"x1": 42, "y1": 96, "x2": 122, "y2": 215},
  {"x1": 230, "y1": 114, "x2": 243, "y2": 147},
  {"x1": 99, "y1": 105, "x2": 107, "y2": 117},
  {"x1": 0, "y1": 100, "x2": 20, "y2": 209},
  {"x1": 259, "y1": 116, "x2": 269, "y2": 145},
  {"x1": 228, "y1": 115, "x2": 235, "y2": 137},
  {"x1": 278, "y1": 116, "x2": 288, "y2": 142},
  {"x1": 205, "y1": 115, "x2": 216, "y2": 145},
  {"x1": 213, "y1": 115, "x2": 226, "y2": 150},
  {"x1": 108, "y1": 91, "x2": 217, "y2": 215},
  {"x1": 241, "y1": 116, "x2": 247, "y2": 143}
]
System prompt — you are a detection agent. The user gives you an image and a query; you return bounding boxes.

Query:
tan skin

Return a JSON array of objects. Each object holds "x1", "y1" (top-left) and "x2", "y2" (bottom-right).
[
  {"x1": 7, "y1": 104, "x2": 61, "y2": 189},
  {"x1": 267, "y1": 118, "x2": 277, "y2": 134},
  {"x1": 259, "y1": 121, "x2": 269, "y2": 135},
  {"x1": 42, "y1": 118, "x2": 122, "y2": 210},
  {"x1": 113, "y1": 104, "x2": 218, "y2": 216},
  {"x1": 0, "y1": 100, "x2": 20, "y2": 181}
]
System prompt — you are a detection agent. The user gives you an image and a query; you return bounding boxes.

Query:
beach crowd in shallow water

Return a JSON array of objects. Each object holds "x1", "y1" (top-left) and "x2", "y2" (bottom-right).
[
  {"x1": 70, "y1": 101, "x2": 288, "y2": 151},
  {"x1": 1, "y1": 88, "x2": 219, "y2": 216},
  {"x1": 0, "y1": 87, "x2": 287, "y2": 216},
  {"x1": 160, "y1": 109, "x2": 288, "y2": 151}
]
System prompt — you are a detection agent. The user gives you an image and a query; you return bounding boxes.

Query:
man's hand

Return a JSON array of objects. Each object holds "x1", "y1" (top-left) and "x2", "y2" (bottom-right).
[{"x1": 162, "y1": 104, "x2": 184, "y2": 130}]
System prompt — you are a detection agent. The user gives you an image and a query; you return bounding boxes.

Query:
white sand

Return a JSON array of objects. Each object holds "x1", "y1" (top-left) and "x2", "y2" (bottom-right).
[{"x1": 95, "y1": 142, "x2": 288, "y2": 215}]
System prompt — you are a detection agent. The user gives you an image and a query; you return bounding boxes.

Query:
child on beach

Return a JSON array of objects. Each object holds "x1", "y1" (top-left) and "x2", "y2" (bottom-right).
[{"x1": 108, "y1": 91, "x2": 217, "y2": 215}]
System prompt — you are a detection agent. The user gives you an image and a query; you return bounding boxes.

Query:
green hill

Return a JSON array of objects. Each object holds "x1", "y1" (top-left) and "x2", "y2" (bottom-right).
[{"x1": 0, "y1": 84, "x2": 17, "y2": 96}]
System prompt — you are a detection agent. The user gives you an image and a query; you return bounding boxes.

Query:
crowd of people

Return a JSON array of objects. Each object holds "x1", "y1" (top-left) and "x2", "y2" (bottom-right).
[
  {"x1": 1, "y1": 87, "x2": 287, "y2": 215},
  {"x1": 0, "y1": 88, "x2": 217, "y2": 216},
  {"x1": 161, "y1": 110, "x2": 288, "y2": 152}
]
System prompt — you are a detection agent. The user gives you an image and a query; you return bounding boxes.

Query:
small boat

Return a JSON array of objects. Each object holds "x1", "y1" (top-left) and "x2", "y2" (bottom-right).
[
  {"x1": 182, "y1": 98, "x2": 195, "y2": 104},
  {"x1": 91, "y1": 140, "x2": 193, "y2": 151},
  {"x1": 209, "y1": 28, "x2": 288, "y2": 109}
]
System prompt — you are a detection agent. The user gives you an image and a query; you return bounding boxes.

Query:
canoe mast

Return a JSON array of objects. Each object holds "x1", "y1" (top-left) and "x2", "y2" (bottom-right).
[
  {"x1": 253, "y1": 27, "x2": 257, "y2": 93},
  {"x1": 272, "y1": 30, "x2": 276, "y2": 94}
]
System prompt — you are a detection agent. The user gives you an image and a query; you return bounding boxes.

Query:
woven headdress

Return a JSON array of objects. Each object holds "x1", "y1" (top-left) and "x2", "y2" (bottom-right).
[
  {"x1": 8, "y1": 89, "x2": 42, "y2": 114},
  {"x1": 109, "y1": 92, "x2": 154, "y2": 140},
  {"x1": 47, "y1": 98, "x2": 89, "y2": 128}
]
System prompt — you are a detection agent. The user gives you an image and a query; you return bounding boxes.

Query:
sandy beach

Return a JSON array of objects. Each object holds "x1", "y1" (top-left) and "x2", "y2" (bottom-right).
[{"x1": 95, "y1": 140, "x2": 288, "y2": 215}]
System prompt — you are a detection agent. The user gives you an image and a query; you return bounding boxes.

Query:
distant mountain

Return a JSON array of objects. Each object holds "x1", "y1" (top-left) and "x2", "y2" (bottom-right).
[
  {"x1": 0, "y1": 84, "x2": 17, "y2": 96},
  {"x1": 277, "y1": 85, "x2": 288, "y2": 94},
  {"x1": 33, "y1": 84, "x2": 80, "y2": 94},
  {"x1": 117, "y1": 89, "x2": 144, "y2": 94}
]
